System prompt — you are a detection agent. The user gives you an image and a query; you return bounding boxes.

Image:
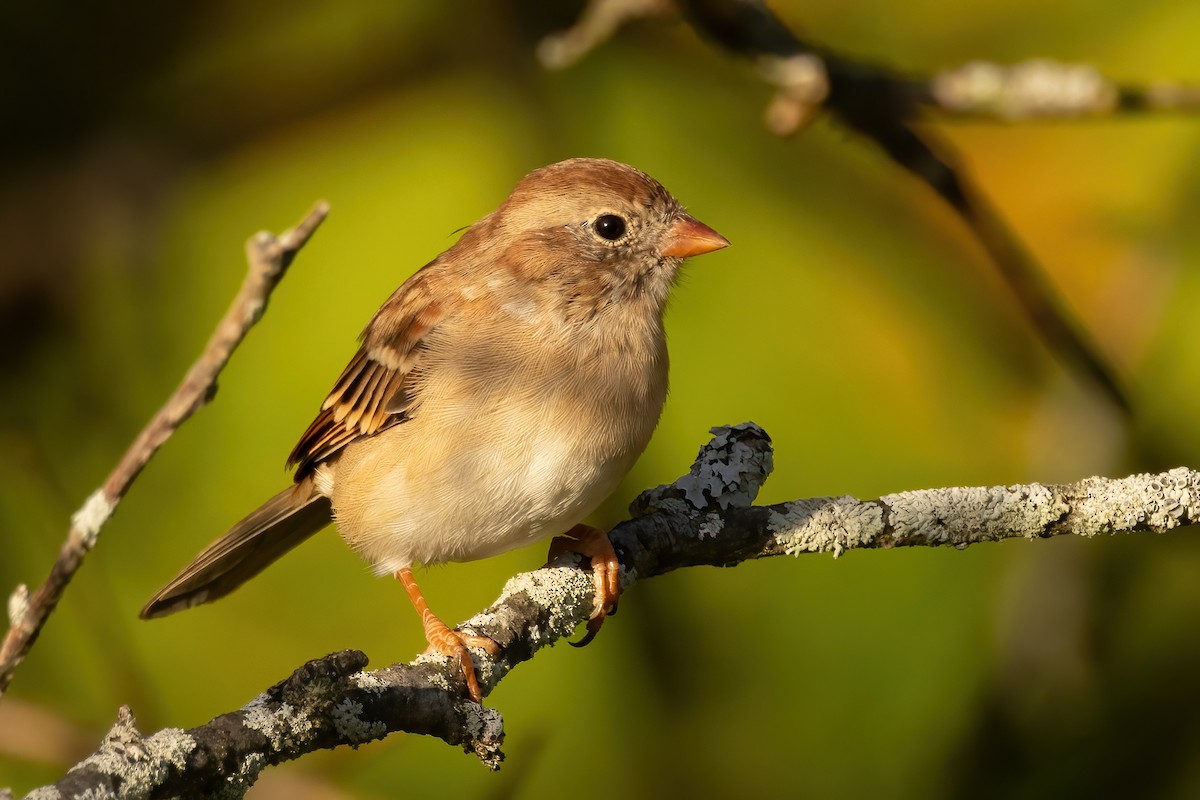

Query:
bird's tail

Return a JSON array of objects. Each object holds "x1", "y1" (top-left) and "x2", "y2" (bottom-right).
[{"x1": 140, "y1": 476, "x2": 332, "y2": 619}]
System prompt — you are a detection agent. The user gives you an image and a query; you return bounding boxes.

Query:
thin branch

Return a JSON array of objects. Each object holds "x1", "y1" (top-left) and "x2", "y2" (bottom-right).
[
  {"x1": 0, "y1": 202, "x2": 330, "y2": 696},
  {"x1": 681, "y1": 0, "x2": 1130, "y2": 411},
  {"x1": 28, "y1": 423, "x2": 1200, "y2": 798},
  {"x1": 535, "y1": 0, "x2": 674, "y2": 69},
  {"x1": 542, "y1": 0, "x2": 1150, "y2": 412},
  {"x1": 542, "y1": 1, "x2": 1200, "y2": 120}
]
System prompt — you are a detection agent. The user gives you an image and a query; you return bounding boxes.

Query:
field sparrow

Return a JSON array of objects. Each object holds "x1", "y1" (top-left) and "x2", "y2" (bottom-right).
[{"x1": 142, "y1": 158, "x2": 729, "y2": 702}]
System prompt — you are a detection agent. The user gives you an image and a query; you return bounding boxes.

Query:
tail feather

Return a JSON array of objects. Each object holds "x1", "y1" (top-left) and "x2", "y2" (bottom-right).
[{"x1": 140, "y1": 478, "x2": 332, "y2": 619}]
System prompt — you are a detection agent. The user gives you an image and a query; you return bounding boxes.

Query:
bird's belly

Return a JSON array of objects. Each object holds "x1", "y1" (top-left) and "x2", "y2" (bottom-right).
[{"x1": 327, "y1": 393, "x2": 654, "y2": 574}]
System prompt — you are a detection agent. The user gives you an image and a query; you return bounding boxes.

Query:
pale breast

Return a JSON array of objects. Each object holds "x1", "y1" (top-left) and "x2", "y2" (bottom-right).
[{"x1": 326, "y1": 297, "x2": 668, "y2": 574}]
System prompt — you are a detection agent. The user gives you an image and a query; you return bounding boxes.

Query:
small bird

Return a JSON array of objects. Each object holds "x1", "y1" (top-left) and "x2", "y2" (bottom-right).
[{"x1": 142, "y1": 158, "x2": 728, "y2": 702}]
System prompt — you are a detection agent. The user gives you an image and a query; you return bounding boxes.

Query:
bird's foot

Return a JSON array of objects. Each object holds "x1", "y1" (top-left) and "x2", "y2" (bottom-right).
[
  {"x1": 396, "y1": 566, "x2": 499, "y2": 704},
  {"x1": 423, "y1": 624, "x2": 500, "y2": 704},
  {"x1": 547, "y1": 523, "x2": 621, "y2": 647}
]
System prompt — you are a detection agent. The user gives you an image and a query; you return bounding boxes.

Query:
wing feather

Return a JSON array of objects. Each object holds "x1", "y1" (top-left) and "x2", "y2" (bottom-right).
[{"x1": 287, "y1": 276, "x2": 443, "y2": 476}]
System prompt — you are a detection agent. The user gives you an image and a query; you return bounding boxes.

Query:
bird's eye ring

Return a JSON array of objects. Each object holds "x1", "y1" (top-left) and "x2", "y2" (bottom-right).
[{"x1": 593, "y1": 214, "x2": 627, "y2": 241}]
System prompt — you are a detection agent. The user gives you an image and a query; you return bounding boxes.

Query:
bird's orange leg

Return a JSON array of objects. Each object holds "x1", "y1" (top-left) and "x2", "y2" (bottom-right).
[
  {"x1": 395, "y1": 567, "x2": 499, "y2": 704},
  {"x1": 547, "y1": 523, "x2": 621, "y2": 647}
]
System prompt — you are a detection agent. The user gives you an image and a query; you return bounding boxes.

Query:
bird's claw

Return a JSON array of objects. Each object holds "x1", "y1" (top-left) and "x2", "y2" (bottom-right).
[{"x1": 548, "y1": 523, "x2": 621, "y2": 647}]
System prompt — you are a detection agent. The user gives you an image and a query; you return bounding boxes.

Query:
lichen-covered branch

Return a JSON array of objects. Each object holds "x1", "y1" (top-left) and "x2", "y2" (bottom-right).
[
  {"x1": 27, "y1": 652, "x2": 504, "y2": 800},
  {"x1": 0, "y1": 203, "x2": 330, "y2": 696},
  {"x1": 536, "y1": 0, "x2": 674, "y2": 69},
  {"x1": 28, "y1": 423, "x2": 1199, "y2": 798}
]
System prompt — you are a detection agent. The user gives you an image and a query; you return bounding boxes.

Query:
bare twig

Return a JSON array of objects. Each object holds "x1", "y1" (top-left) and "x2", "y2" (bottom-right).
[
  {"x1": 0, "y1": 202, "x2": 330, "y2": 696},
  {"x1": 27, "y1": 423, "x2": 1200, "y2": 798},
  {"x1": 535, "y1": 0, "x2": 675, "y2": 69},
  {"x1": 1127, "y1": 82, "x2": 1200, "y2": 113}
]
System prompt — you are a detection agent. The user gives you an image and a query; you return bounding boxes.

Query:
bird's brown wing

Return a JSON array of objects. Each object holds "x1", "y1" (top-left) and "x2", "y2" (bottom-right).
[{"x1": 288, "y1": 275, "x2": 444, "y2": 477}]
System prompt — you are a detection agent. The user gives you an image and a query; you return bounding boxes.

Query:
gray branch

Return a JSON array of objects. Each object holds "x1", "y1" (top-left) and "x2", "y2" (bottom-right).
[
  {"x1": 0, "y1": 203, "x2": 330, "y2": 696},
  {"x1": 23, "y1": 423, "x2": 1199, "y2": 799}
]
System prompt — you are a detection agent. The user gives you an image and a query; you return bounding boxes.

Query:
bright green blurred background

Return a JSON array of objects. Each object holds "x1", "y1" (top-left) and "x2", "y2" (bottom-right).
[{"x1": 4, "y1": 1, "x2": 1200, "y2": 797}]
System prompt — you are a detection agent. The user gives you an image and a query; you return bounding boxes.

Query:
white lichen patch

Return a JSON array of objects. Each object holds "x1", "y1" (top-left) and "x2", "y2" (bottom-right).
[
  {"x1": 351, "y1": 671, "x2": 390, "y2": 693},
  {"x1": 77, "y1": 709, "x2": 196, "y2": 798},
  {"x1": 471, "y1": 652, "x2": 501, "y2": 689},
  {"x1": 244, "y1": 708, "x2": 285, "y2": 747},
  {"x1": 768, "y1": 496, "x2": 883, "y2": 557},
  {"x1": 146, "y1": 728, "x2": 195, "y2": 772},
  {"x1": 217, "y1": 751, "x2": 268, "y2": 800},
  {"x1": 70, "y1": 488, "x2": 115, "y2": 549},
  {"x1": 7, "y1": 583, "x2": 28, "y2": 628},
  {"x1": 466, "y1": 567, "x2": 592, "y2": 649},
  {"x1": 697, "y1": 512, "x2": 724, "y2": 540},
  {"x1": 330, "y1": 697, "x2": 387, "y2": 743},
  {"x1": 240, "y1": 695, "x2": 304, "y2": 750},
  {"x1": 412, "y1": 654, "x2": 455, "y2": 692},
  {"x1": 1071, "y1": 468, "x2": 1200, "y2": 537},
  {"x1": 884, "y1": 483, "x2": 1068, "y2": 544}
]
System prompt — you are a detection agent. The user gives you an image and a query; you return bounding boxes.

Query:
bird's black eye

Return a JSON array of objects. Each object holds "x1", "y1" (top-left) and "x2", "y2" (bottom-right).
[{"x1": 593, "y1": 214, "x2": 627, "y2": 241}]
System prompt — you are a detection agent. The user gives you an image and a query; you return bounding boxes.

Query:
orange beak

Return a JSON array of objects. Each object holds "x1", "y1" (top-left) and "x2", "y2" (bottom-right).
[{"x1": 660, "y1": 215, "x2": 730, "y2": 259}]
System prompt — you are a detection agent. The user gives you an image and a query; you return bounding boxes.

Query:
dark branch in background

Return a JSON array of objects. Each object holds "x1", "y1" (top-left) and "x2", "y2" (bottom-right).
[
  {"x1": 679, "y1": 0, "x2": 1127, "y2": 412},
  {"x1": 0, "y1": 203, "x2": 330, "y2": 696},
  {"x1": 540, "y1": 0, "x2": 1172, "y2": 413},
  {"x1": 26, "y1": 423, "x2": 1200, "y2": 798}
]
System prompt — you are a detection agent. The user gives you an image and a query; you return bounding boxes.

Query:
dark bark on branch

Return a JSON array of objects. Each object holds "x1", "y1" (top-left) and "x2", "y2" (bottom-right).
[{"x1": 37, "y1": 652, "x2": 504, "y2": 799}]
